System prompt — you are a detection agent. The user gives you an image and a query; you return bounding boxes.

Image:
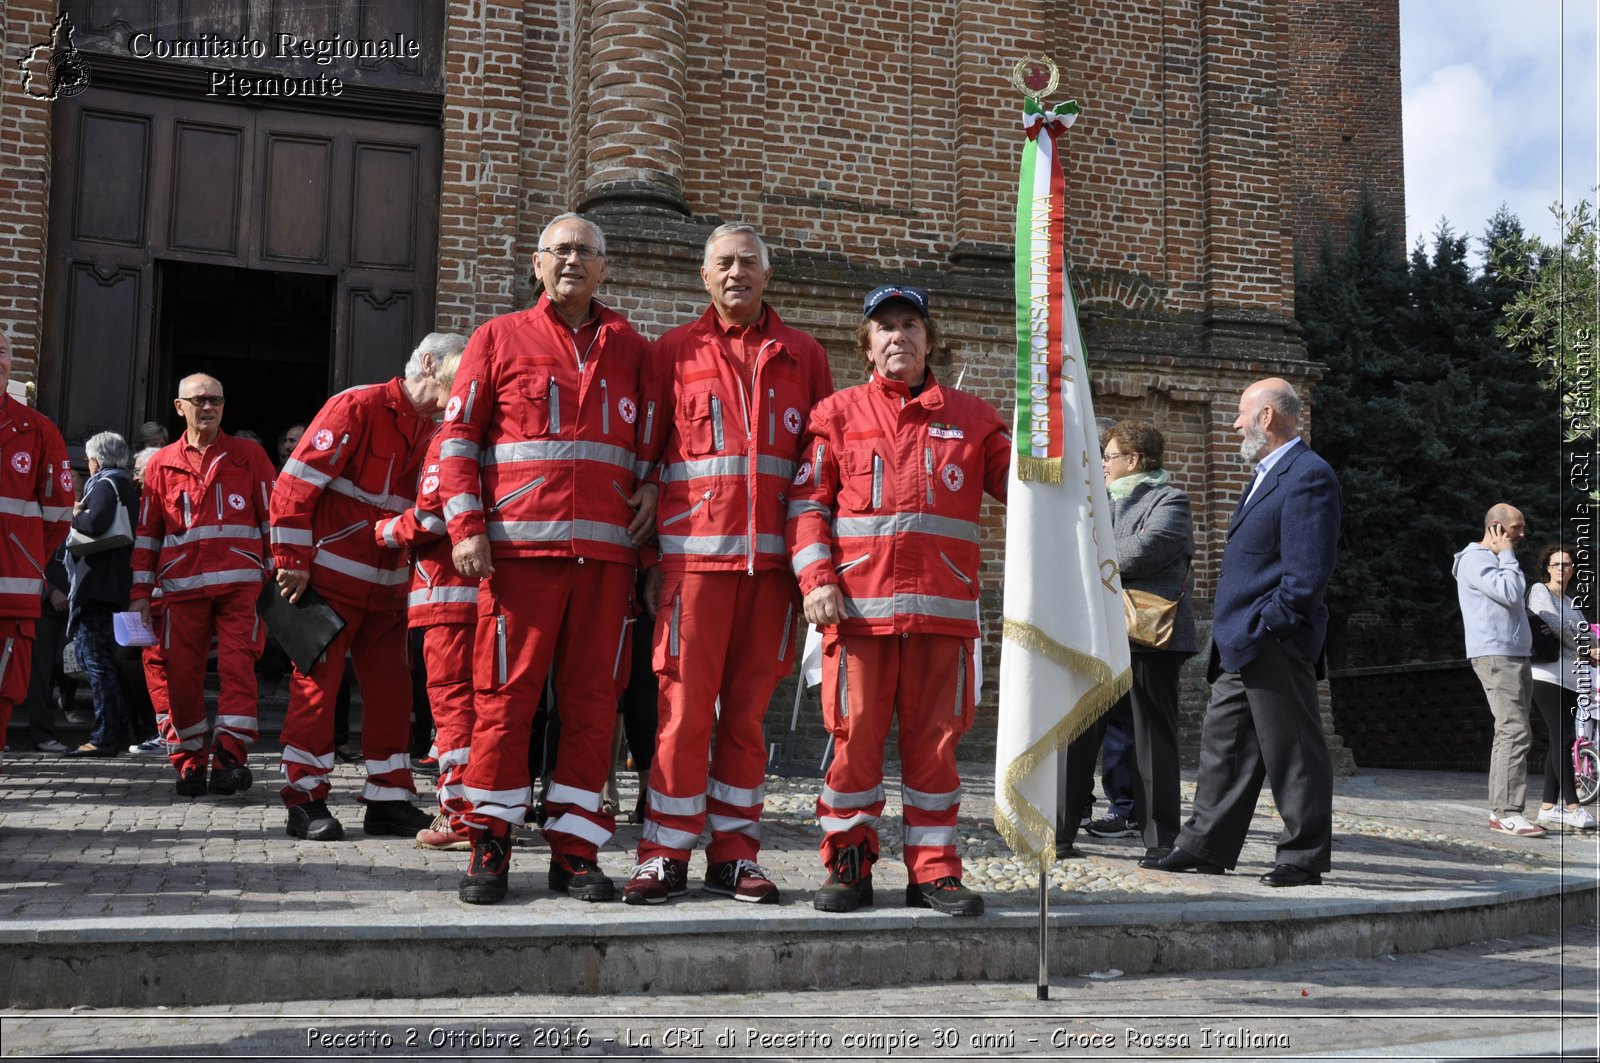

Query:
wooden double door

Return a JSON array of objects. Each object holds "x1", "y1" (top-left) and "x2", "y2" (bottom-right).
[{"x1": 41, "y1": 88, "x2": 440, "y2": 447}]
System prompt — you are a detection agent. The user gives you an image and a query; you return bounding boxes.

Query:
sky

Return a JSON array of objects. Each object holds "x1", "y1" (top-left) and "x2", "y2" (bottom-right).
[{"x1": 1401, "y1": 0, "x2": 1599, "y2": 262}]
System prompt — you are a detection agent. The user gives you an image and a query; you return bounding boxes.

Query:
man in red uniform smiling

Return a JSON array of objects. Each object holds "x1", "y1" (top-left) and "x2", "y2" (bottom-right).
[
  {"x1": 787, "y1": 285, "x2": 1010, "y2": 916},
  {"x1": 623, "y1": 224, "x2": 834, "y2": 906}
]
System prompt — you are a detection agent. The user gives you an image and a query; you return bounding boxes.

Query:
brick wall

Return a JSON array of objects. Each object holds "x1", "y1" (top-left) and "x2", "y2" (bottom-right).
[{"x1": 0, "y1": 0, "x2": 59, "y2": 383}]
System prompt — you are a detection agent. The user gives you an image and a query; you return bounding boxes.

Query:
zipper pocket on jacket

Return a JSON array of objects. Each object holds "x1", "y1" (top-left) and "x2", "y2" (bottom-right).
[
  {"x1": 7, "y1": 533, "x2": 44, "y2": 578},
  {"x1": 835, "y1": 552, "x2": 871, "y2": 575},
  {"x1": 836, "y1": 643, "x2": 849, "y2": 719},
  {"x1": 464, "y1": 380, "x2": 479, "y2": 425},
  {"x1": 871, "y1": 454, "x2": 883, "y2": 510},
  {"x1": 549, "y1": 381, "x2": 561, "y2": 434},
  {"x1": 710, "y1": 395, "x2": 725, "y2": 452},
  {"x1": 939, "y1": 551, "x2": 973, "y2": 586},
  {"x1": 491, "y1": 475, "x2": 546, "y2": 511},
  {"x1": 158, "y1": 555, "x2": 186, "y2": 578},
  {"x1": 215, "y1": 485, "x2": 225, "y2": 522},
  {"x1": 767, "y1": 388, "x2": 776, "y2": 446},
  {"x1": 330, "y1": 433, "x2": 350, "y2": 467},
  {"x1": 495, "y1": 615, "x2": 508, "y2": 685},
  {"x1": 612, "y1": 481, "x2": 631, "y2": 504},
  {"x1": 612, "y1": 615, "x2": 629, "y2": 680},
  {"x1": 661, "y1": 489, "x2": 712, "y2": 527},
  {"x1": 601, "y1": 379, "x2": 610, "y2": 436},
  {"x1": 924, "y1": 447, "x2": 935, "y2": 504},
  {"x1": 668, "y1": 594, "x2": 681, "y2": 657},
  {"x1": 228, "y1": 546, "x2": 265, "y2": 569},
  {"x1": 315, "y1": 520, "x2": 368, "y2": 548},
  {"x1": 643, "y1": 400, "x2": 657, "y2": 445},
  {"x1": 180, "y1": 492, "x2": 192, "y2": 529}
]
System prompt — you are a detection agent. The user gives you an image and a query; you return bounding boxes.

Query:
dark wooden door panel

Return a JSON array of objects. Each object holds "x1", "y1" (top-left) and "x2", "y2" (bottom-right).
[
  {"x1": 343, "y1": 283, "x2": 417, "y2": 388},
  {"x1": 351, "y1": 141, "x2": 418, "y2": 270},
  {"x1": 260, "y1": 134, "x2": 333, "y2": 264},
  {"x1": 169, "y1": 122, "x2": 246, "y2": 255},
  {"x1": 72, "y1": 111, "x2": 151, "y2": 246},
  {"x1": 59, "y1": 262, "x2": 145, "y2": 436}
]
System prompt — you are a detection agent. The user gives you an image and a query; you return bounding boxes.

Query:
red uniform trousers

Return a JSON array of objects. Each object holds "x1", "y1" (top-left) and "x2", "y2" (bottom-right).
[
  {"x1": 278, "y1": 605, "x2": 415, "y2": 806},
  {"x1": 161, "y1": 587, "x2": 264, "y2": 774},
  {"x1": 460, "y1": 557, "x2": 633, "y2": 862},
  {"x1": 0, "y1": 618, "x2": 36, "y2": 769},
  {"x1": 143, "y1": 642, "x2": 171, "y2": 743},
  {"x1": 816, "y1": 631, "x2": 974, "y2": 883},
  {"x1": 640, "y1": 569, "x2": 799, "y2": 865},
  {"x1": 422, "y1": 621, "x2": 475, "y2": 830}
]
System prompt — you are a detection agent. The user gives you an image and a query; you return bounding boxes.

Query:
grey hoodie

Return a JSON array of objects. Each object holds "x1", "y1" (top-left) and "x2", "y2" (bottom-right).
[{"x1": 1452, "y1": 542, "x2": 1531, "y2": 658}]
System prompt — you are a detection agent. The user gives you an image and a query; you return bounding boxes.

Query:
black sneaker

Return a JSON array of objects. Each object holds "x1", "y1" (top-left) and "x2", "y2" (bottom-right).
[
  {"x1": 813, "y1": 844, "x2": 873, "y2": 913},
  {"x1": 286, "y1": 799, "x2": 345, "y2": 841},
  {"x1": 175, "y1": 765, "x2": 207, "y2": 798},
  {"x1": 1084, "y1": 813, "x2": 1140, "y2": 839},
  {"x1": 906, "y1": 876, "x2": 985, "y2": 916},
  {"x1": 363, "y1": 800, "x2": 433, "y2": 837},
  {"x1": 549, "y1": 854, "x2": 615, "y2": 902},
  {"x1": 459, "y1": 831, "x2": 512, "y2": 905},
  {"x1": 208, "y1": 750, "x2": 253, "y2": 795}
]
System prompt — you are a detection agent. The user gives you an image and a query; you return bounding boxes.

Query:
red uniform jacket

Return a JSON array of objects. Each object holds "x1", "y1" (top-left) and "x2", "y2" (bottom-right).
[
  {"x1": 0, "y1": 395, "x2": 73, "y2": 619},
  {"x1": 271, "y1": 378, "x2": 434, "y2": 612},
  {"x1": 131, "y1": 432, "x2": 275, "y2": 604},
  {"x1": 435, "y1": 296, "x2": 663, "y2": 564},
  {"x1": 374, "y1": 430, "x2": 478, "y2": 628},
  {"x1": 653, "y1": 304, "x2": 834, "y2": 574},
  {"x1": 786, "y1": 371, "x2": 1009, "y2": 638}
]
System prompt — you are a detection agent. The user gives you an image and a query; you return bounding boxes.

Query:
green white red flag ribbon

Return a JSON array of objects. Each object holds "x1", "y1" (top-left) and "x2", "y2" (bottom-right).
[{"x1": 996, "y1": 95, "x2": 1131, "y2": 866}]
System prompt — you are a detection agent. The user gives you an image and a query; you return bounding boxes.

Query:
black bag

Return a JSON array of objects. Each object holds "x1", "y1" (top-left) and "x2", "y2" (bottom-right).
[
  {"x1": 1528, "y1": 608, "x2": 1560, "y2": 663},
  {"x1": 258, "y1": 582, "x2": 346, "y2": 675}
]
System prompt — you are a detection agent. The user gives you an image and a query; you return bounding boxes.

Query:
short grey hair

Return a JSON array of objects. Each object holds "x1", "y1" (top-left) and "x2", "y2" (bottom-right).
[
  {"x1": 538, "y1": 213, "x2": 606, "y2": 257},
  {"x1": 85, "y1": 431, "x2": 132, "y2": 471},
  {"x1": 405, "y1": 332, "x2": 468, "y2": 381},
  {"x1": 1261, "y1": 383, "x2": 1302, "y2": 422},
  {"x1": 133, "y1": 446, "x2": 160, "y2": 479},
  {"x1": 703, "y1": 223, "x2": 770, "y2": 269}
]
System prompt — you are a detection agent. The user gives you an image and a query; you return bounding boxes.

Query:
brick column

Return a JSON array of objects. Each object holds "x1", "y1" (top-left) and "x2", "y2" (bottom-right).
[
  {"x1": 948, "y1": 0, "x2": 1034, "y2": 267},
  {"x1": 0, "y1": 0, "x2": 60, "y2": 388},
  {"x1": 575, "y1": 0, "x2": 691, "y2": 217}
]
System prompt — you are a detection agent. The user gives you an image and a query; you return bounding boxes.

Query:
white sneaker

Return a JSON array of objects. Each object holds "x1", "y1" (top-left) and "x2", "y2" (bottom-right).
[
  {"x1": 1542, "y1": 806, "x2": 1599, "y2": 832},
  {"x1": 1571, "y1": 807, "x2": 1599, "y2": 832},
  {"x1": 1490, "y1": 814, "x2": 1548, "y2": 837},
  {"x1": 1537, "y1": 807, "x2": 1567, "y2": 829}
]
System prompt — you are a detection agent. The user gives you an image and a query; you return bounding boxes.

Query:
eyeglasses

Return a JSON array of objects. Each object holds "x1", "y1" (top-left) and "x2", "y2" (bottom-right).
[
  {"x1": 1550, "y1": 561, "x2": 1575, "y2": 569},
  {"x1": 1102, "y1": 452, "x2": 1134, "y2": 462},
  {"x1": 537, "y1": 244, "x2": 602, "y2": 262},
  {"x1": 178, "y1": 395, "x2": 225, "y2": 407}
]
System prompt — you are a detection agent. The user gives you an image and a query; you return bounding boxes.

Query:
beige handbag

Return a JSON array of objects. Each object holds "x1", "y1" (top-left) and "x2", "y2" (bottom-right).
[{"x1": 1123, "y1": 588, "x2": 1178, "y2": 649}]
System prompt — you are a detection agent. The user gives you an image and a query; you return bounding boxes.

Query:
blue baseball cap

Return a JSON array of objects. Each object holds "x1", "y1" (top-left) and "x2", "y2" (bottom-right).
[{"x1": 862, "y1": 284, "x2": 930, "y2": 320}]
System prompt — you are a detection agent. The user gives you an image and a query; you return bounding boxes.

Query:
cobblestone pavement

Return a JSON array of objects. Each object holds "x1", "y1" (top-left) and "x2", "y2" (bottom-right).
[
  {"x1": 2, "y1": 926, "x2": 1595, "y2": 1060},
  {"x1": 1, "y1": 752, "x2": 1596, "y2": 922}
]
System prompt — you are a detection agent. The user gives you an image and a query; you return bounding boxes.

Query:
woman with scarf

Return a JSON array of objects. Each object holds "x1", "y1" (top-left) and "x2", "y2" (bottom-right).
[{"x1": 1056, "y1": 419, "x2": 1197, "y2": 865}]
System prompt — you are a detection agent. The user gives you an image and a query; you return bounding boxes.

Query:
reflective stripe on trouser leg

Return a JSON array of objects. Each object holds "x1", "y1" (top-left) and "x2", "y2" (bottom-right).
[
  {"x1": 277, "y1": 616, "x2": 359, "y2": 806},
  {"x1": 210, "y1": 585, "x2": 264, "y2": 762},
  {"x1": 460, "y1": 558, "x2": 576, "y2": 833},
  {"x1": 423, "y1": 621, "x2": 476, "y2": 827},
  {"x1": 816, "y1": 630, "x2": 897, "y2": 870},
  {"x1": 143, "y1": 640, "x2": 171, "y2": 744},
  {"x1": 895, "y1": 633, "x2": 970, "y2": 882},
  {"x1": 349, "y1": 607, "x2": 418, "y2": 803},
  {"x1": 541, "y1": 558, "x2": 634, "y2": 860},
  {"x1": 162, "y1": 596, "x2": 223, "y2": 776}
]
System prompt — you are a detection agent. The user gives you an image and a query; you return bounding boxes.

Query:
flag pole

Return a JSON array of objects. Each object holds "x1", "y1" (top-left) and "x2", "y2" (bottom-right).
[{"x1": 1037, "y1": 855, "x2": 1049, "y2": 999}]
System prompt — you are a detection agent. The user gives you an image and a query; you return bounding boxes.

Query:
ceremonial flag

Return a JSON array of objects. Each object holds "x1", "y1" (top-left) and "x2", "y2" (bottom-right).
[{"x1": 995, "y1": 97, "x2": 1131, "y2": 865}]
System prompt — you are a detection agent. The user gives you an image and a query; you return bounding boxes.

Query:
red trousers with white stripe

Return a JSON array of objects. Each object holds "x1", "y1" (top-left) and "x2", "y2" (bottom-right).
[
  {"x1": 143, "y1": 635, "x2": 170, "y2": 743},
  {"x1": 460, "y1": 557, "x2": 633, "y2": 862},
  {"x1": 161, "y1": 587, "x2": 264, "y2": 775},
  {"x1": 421, "y1": 621, "x2": 475, "y2": 830},
  {"x1": 278, "y1": 604, "x2": 415, "y2": 806},
  {"x1": 639, "y1": 569, "x2": 799, "y2": 865},
  {"x1": 815, "y1": 631, "x2": 974, "y2": 882},
  {"x1": 0, "y1": 618, "x2": 35, "y2": 769}
]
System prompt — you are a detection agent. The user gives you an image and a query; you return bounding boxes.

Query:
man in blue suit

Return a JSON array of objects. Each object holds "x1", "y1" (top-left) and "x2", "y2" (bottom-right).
[{"x1": 1149, "y1": 377, "x2": 1341, "y2": 886}]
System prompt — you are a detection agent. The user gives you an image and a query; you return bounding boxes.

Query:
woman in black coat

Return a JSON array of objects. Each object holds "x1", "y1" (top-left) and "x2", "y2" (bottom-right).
[{"x1": 62, "y1": 431, "x2": 139, "y2": 757}]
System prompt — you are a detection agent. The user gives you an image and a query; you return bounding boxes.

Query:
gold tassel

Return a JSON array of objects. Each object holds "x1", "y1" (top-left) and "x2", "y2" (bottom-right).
[{"x1": 1015, "y1": 455, "x2": 1064, "y2": 484}]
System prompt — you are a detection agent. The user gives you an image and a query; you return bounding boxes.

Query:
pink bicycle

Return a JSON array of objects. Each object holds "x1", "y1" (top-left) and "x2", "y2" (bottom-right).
[{"x1": 1576, "y1": 710, "x2": 1598, "y2": 806}]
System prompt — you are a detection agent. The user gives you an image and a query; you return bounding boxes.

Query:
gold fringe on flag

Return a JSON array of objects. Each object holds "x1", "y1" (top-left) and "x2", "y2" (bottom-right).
[{"x1": 1014, "y1": 455, "x2": 1063, "y2": 484}]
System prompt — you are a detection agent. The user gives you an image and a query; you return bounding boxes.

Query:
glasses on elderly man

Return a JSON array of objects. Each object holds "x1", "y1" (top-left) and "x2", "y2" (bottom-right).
[
  {"x1": 537, "y1": 244, "x2": 603, "y2": 262},
  {"x1": 178, "y1": 395, "x2": 225, "y2": 407}
]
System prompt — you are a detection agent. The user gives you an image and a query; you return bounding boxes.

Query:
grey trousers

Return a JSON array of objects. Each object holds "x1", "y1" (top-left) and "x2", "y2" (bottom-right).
[{"x1": 1471, "y1": 655, "x2": 1533, "y2": 817}]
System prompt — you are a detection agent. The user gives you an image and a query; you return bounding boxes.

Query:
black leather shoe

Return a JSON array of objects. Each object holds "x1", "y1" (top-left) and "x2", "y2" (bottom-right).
[
  {"x1": 1149, "y1": 847, "x2": 1225, "y2": 875},
  {"x1": 286, "y1": 800, "x2": 345, "y2": 841},
  {"x1": 1259, "y1": 863, "x2": 1322, "y2": 887},
  {"x1": 1137, "y1": 846, "x2": 1173, "y2": 869},
  {"x1": 363, "y1": 800, "x2": 434, "y2": 837}
]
